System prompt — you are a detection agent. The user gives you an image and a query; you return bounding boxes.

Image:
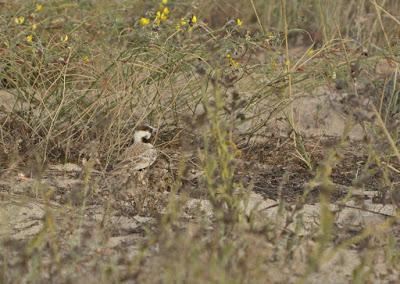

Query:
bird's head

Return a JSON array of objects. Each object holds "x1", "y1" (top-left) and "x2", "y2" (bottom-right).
[{"x1": 133, "y1": 125, "x2": 157, "y2": 143}]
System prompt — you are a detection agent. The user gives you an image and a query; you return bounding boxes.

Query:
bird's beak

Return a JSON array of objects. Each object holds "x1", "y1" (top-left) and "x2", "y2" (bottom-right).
[{"x1": 149, "y1": 126, "x2": 158, "y2": 134}]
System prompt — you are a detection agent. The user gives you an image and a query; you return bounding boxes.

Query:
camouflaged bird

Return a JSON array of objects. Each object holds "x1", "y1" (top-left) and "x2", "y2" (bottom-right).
[{"x1": 114, "y1": 125, "x2": 158, "y2": 171}]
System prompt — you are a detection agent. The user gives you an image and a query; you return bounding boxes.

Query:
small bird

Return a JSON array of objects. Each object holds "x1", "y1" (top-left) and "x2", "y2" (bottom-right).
[{"x1": 114, "y1": 125, "x2": 158, "y2": 171}]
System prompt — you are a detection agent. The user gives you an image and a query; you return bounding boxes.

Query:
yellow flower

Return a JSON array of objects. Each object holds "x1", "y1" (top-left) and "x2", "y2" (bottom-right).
[
  {"x1": 267, "y1": 31, "x2": 275, "y2": 39},
  {"x1": 306, "y1": 48, "x2": 314, "y2": 56},
  {"x1": 162, "y1": 0, "x2": 168, "y2": 4},
  {"x1": 26, "y1": 34, "x2": 33, "y2": 43},
  {"x1": 61, "y1": 34, "x2": 69, "y2": 42},
  {"x1": 155, "y1": 10, "x2": 168, "y2": 25},
  {"x1": 226, "y1": 53, "x2": 239, "y2": 68},
  {"x1": 188, "y1": 15, "x2": 197, "y2": 30},
  {"x1": 35, "y1": 3, "x2": 43, "y2": 12},
  {"x1": 31, "y1": 23, "x2": 38, "y2": 30},
  {"x1": 139, "y1": 17, "x2": 150, "y2": 26},
  {"x1": 162, "y1": 7, "x2": 170, "y2": 15},
  {"x1": 14, "y1": 16, "x2": 25, "y2": 25},
  {"x1": 236, "y1": 18, "x2": 243, "y2": 26},
  {"x1": 180, "y1": 18, "x2": 187, "y2": 26},
  {"x1": 176, "y1": 17, "x2": 188, "y2": 32},
  {"x1": 82, "y1": 55, "x2": 90, "y2": 63}
]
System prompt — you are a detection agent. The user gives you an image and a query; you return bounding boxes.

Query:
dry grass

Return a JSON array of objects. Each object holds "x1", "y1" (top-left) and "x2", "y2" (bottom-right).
[{"x1": 1, "y1": 0, "x2": 400, "y2": 283}]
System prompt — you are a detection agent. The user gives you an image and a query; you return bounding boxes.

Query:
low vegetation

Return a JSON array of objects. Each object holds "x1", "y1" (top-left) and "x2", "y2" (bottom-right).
[{"x1": 0, "y1": 0, "x2": 399, "y2": 283}]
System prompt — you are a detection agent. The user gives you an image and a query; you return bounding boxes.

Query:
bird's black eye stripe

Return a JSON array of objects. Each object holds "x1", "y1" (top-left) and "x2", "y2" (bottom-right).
[{"x1": 142, "y1": 133, "x2": 152, "y2": 143}]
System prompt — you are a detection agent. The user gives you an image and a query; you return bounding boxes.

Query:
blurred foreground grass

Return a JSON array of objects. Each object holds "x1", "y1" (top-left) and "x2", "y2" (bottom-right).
[{"x1": 0, "y1": 0, "x2": 400, "y2": 283}]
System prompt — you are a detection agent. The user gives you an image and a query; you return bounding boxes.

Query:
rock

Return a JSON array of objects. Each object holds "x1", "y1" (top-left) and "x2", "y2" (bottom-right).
[
  {"x1": 308, "y1": 249, "x2": 361, "y2": 283},
  {"x1": 47, "y1": 163, "x2": 82, "y2": 175},
  {"x1": 375, "y1": 59, "x2": 397, "y2": 77},
  {"x1": 185, "y1": 198, "x2": 213, "y2": 219},
  {"x1": 245, "y1": 192, "x2": 277, "y2": 215},
  {"x1": 0, "y1": 201, "x2": 45, "y2": 240}
]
